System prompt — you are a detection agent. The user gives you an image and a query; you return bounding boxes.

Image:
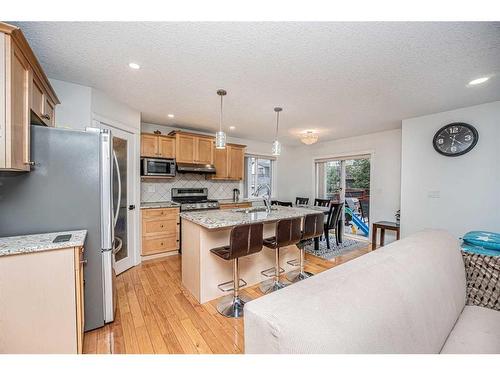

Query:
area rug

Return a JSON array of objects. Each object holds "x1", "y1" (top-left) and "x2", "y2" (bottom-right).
[{"x1": 304, "y1": 236, "x2": 368, "y2": 260}]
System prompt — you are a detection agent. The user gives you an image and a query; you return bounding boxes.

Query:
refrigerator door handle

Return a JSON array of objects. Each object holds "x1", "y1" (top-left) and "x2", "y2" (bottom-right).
[
  {"x1": 100, "y1": 130, "x2": 113, "y2": 251},
  {"x1": 112, "y1": 150, "x2": 121, "y2": 229}
]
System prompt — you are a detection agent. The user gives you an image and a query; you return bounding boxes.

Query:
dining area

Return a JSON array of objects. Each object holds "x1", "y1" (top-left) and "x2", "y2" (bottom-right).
[{"x1": 270, "y1": 197, "x2": 345, "y2": 250}]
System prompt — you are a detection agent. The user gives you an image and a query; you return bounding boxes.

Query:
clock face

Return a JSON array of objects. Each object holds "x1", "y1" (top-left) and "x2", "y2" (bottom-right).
[{"x1": 432, "y1": 123, "x2": 478, "y2": 157}]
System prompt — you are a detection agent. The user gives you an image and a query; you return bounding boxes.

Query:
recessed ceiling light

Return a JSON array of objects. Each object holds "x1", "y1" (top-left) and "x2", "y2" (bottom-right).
[
  {"x1": 468, "y1": 77, "x2": 489, "y2": 86},
  {"x1": 167, "y1": 114, "x2": 175, "y2": 118},
  {"x1": 128, "y1": 62, "x2": 140, "y2": 70},
  {"x1": 229, "y1": 126, "x2": 236, "y2": 130}
]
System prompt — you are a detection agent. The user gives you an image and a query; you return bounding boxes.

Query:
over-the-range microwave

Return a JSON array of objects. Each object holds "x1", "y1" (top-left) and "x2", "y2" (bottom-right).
[{"x1": 141, "y1": 158, "x2": 176, "y2": 177}]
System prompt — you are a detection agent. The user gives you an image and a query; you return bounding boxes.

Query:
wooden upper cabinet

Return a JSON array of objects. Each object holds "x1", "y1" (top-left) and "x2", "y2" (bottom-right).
[
  {"x1": 175, "y1": 133, "x2": 196, "y2": 163},
  {"x1": 0, "y1": 22, "x2": 60, "y2": 171},
  {"x1": 195, "y1": 137, "x2": 213, "y2": 164},
  {"x1": 141, "y1": 133, "x2": 159, "y2": 157},
  {"x1": 210, "y1": 144, "x2": 246, "y2": 180},
  {"x1": 158, "y1": 136, "x2": 175, "y2": 158},
  {"x1": 228, "y1": 145, "x2": 245, "y2": 180}
]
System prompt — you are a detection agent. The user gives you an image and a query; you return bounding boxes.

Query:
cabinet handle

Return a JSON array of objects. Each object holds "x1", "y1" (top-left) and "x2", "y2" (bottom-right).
[
  {"x1": 41, "y1": 114, "x2": 51, "y2": 120},
  {"x1": 160, "y1": 225, "x2": 164, "y2": 228},
  {"x1": 80, "y1": 259, "x2": 88, "y2": 265},
  {"x1": 160, "y1": 242, "x2": 164, "y2": 246},
  {"x1": 24, "y1": 161, "x2": 35, "y2": 166}
]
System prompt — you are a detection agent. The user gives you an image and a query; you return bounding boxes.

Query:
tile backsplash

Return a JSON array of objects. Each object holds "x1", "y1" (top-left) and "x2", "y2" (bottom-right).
[{"x1": 141, "y1": 173, "x2": 242, "y2": 202}]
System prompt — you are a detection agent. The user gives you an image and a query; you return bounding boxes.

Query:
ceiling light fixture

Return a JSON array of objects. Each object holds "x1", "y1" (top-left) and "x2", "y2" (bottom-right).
[
  {"x1": 272, "y1": 107, "x2": 283, "y2": 156},
  {"x1": 468, "y1": 77, "x2": 489, "y2": 86},
  {"x1": 128, "y1": 62, "x2": 140, "y2": 70},
  {"x1": 215, "y1": 89, "x2": 227, "y2": 149},
  {"x1": 167, "y1": 114, "x2": 175, "y2": 118},
  {"x1": 300, "y1": 130, "x2": 319, "y2": 145}
]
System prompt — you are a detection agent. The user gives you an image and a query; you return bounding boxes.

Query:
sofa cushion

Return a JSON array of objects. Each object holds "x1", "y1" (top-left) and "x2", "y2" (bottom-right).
[
  {"x1": 244, "y1": 230, "x2": 466, "y2": 353},
  {"x1": 440, "y1": 306, "x2": 500, "y2": 354}
]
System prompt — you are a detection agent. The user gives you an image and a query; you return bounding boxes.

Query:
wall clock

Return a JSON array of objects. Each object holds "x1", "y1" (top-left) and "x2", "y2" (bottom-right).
[{"x1": 432, "y1": 122, "x2": 479, "y2": 157}]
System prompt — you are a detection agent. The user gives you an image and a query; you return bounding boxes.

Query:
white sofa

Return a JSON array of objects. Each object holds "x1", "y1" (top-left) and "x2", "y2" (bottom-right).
[{"x1": 244, "y1": 230, "x2": 500, "y2": 353}]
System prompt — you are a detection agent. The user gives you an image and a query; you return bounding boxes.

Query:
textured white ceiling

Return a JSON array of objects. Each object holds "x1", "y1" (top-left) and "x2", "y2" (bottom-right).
[{"x1": 13, "y1": 22, "x2": 500, "y2": 144}]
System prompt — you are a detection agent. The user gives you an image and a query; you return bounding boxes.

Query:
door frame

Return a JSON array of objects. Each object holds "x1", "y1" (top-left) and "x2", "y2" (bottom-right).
[
  {"x1": 313, "y1": 150, "x2": 374, "y2": 235},
  {"x1": 92, "y1": 115, "x2": 141, "y2": 271}
]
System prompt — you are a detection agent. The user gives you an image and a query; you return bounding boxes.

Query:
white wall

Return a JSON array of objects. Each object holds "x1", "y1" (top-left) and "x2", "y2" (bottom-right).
[
  {"x1": 49, "y1": 79, "x2": 92, "y2": 130},
  {"x1": 278, "y1": 129, "x2": 402, "y2": 238},
  {"x1": 91, "y1": 88, "x2": 141, "y2": 130},
  {"x1": 401, "y1": 101, "x2": 500, "y2": 238}
]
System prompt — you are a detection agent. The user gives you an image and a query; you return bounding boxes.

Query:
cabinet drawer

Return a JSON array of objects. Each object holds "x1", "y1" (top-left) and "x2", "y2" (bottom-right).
[
  {"x1": 143, "y1": 218, "x2": 178, "y2": 236},
  {"x1": 142, "y1": 235, "x2": 179, "y2": 255},
  {"x1": 142, "y1": 207, "x2": 179, "y2": 219}
]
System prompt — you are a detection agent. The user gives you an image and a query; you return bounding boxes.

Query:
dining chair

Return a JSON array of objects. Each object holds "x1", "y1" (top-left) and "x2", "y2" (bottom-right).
[
  {"x1": 323, "y1": 202, "x2": 344, "y2": 249},
  {"x1": 295, "y1": 197, "x2": 309, "y2": 205},
  {"x1": 271, "y1": 200, "x2": 278, "y2": 206},
  {"x1": 314, "y1": 198, "x2": 331, "y2": 207},
  {"x1": 276, "y1": 201, "x2": 293, "y2": 207}
]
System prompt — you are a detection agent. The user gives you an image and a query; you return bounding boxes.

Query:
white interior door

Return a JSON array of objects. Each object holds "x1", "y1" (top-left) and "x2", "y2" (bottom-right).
[{"x1": 98, "y1": 122, "x2": 136, "y2": 274}]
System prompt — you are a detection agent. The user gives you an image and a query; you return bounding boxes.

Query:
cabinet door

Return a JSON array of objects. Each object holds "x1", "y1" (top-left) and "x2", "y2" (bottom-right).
[
  {"x1": 42, "y1": 97, "x2": 55, "y2": 127},
  {"x1": 8, "y1": 40, "x2": 30, "y2": 171},
  {"x1": 176, "y1": 134, "x2": 195, "y2": 163},
  {"x1": 228, "y1": 146, "x2": 245, "y2": 180},
  {"x1": 74, "y1": 247, "x2": 85, "y2": 354},
  {"x1": 195, "y1": 137, "x2": 214, "y2": 164},
  {"x1": 30, "y1": 73, "x2": 44, "y2": 119},
  {"x1": 158, "y1": 136, "x2": 175, "y2": 158},
  {"x1": 211, "y1": 147, "x2": 228, "y2": 179},
  {"x1": 141, "y1": 134, "x2": 158, "y2": 157}
]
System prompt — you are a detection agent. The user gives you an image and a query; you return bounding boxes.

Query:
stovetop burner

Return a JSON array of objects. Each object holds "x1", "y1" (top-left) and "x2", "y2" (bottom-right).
[{"x1": 171, "y1": 188, "x2": 220, "y2": 211}]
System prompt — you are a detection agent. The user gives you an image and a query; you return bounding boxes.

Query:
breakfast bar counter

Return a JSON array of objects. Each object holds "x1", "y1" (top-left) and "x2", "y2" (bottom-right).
[{"x1": 180, "y1": 206, "x2": 318, "y2": 303}]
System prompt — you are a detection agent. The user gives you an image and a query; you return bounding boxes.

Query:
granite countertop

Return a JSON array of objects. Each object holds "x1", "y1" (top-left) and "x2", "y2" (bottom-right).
[
  {"x1": 218, "y1": 198, "x2": 254, "y2": 205},
  {"x1": 0, "y1": 230, "x2": 87, "y2": 257},
  {"x1": 141, "y1": 201, "x2": 181, "y2": 209},
  {"x1": 180, "y1": 206, "x2": 319, "y2": 230}
]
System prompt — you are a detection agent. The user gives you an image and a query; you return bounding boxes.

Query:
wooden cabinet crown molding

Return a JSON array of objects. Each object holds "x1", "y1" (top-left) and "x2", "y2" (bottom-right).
[{"x1": 0, "y1": 22, "x2": 60, "y2": 105}]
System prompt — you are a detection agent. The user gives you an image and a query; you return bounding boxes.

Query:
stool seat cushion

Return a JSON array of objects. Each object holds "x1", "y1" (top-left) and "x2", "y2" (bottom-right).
[
  {"x1": 210, "y1": 245, "x2": 231, "y2": 260},
  {"x1": 263, "y1": 236, "x2": 278, "y2": 248}
]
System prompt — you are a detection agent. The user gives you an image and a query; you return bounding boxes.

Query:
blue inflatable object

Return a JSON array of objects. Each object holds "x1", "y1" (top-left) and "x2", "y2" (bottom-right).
[
  {"x1": 461, "y1": 242, "x2": 500, "y2": 257},
  {"x1": 462, "y1": 231, "x2": 500, "y2": 250},
  {"x1": 345, "y1": 206, "x2": 369, "y2": 236}
]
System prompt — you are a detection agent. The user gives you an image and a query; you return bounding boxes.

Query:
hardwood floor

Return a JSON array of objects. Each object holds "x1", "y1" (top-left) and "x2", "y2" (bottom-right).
[{"x1": 83, "y1": 242, "x2": 373, "y2": 354}]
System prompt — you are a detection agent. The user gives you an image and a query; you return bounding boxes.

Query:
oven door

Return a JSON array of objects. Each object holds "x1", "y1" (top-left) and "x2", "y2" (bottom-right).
[{"x1": 142, "y1": 158, "x2": 175, "y2": 177}]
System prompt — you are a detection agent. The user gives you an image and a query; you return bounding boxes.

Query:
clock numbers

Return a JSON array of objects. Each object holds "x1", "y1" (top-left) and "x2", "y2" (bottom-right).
[
  {"x1": 464, "y1": 134, "x2": 472, "y2": 141},
  {"x1": 449, "y1": 126, "x2": 459, "y2": 134},
  {"x1": 437, "y1": 138, "x2": 444, "y2": 145}
]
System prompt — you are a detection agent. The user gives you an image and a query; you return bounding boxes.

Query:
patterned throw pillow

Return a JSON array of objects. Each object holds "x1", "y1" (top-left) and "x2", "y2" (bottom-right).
[{"x1": 463, "y1": 231, "x2": 500, "y2": 250}]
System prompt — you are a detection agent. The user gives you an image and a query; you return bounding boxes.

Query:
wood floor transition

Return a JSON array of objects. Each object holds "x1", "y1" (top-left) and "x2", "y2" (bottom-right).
[{"x1": 83, "y1": 242, "x2": 373, "y2": 354}]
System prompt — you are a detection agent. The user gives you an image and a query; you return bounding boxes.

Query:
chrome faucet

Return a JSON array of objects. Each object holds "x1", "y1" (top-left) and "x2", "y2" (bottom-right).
[{"x1": 253, "y1": 183, "x2": 272, "y2": 213}]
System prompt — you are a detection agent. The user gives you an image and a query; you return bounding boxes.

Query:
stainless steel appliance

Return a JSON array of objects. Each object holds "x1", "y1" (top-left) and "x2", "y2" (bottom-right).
[
  {"x1": 141, "y1": 157, "x2": 176, "y2": 177},
  {"x1": 171, "y1": 188, "x2": 219, "y2": 211},
  {"x1": 0, "y1": 125, "x2": 121, "y2": 331},
  {"x1": 176, "y1": 162, "x2": 216, "y2": 174},
  {"x1": 233, "y1": 188, "x2": 240, "y2": 202}
]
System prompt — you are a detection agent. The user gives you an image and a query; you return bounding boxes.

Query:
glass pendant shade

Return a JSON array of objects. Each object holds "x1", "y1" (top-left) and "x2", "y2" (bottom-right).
[
  {"x1": 272, "y1": 140, "x2": 281, "y2": 156},
  {"x1": 215, "y1": 89, "x2": 227, "y2": 149},
  {"x1": 300, "y1": 131, "x2": 319, "y2": 145},
  {"x1": 215, "y1": 131, "x2": 226, "y2": 149}
]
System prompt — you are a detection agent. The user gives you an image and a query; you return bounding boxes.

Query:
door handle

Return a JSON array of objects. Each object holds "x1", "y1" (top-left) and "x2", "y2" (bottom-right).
[{"x1": 129, "y1": 205, "x2": 135, "y2": 210}]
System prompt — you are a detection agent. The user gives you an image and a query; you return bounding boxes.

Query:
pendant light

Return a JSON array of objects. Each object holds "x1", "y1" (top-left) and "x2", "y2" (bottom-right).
[
  {"x1": 215, "y1": 89, "x2": 227, "y2": 149},
  {"x1": 272, "y1": 107, "x2": 282, "y2": 156}
]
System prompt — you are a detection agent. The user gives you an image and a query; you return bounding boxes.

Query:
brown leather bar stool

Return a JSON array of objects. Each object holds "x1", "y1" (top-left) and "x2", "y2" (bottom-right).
[
  {"x1": 260, "y1": 217, "x2": 302, "y2": 294},
  {"x1": 287, "y1": 212, "x2": 324, "y2": 283},
  {"x1": 210, "y1": 223, "x2": 263, "y2": 318}
]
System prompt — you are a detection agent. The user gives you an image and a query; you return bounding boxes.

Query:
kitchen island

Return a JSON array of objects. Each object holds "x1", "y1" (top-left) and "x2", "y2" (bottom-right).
[{"x1": 180, "y1": 206, "x2": 319, "y2": 303}]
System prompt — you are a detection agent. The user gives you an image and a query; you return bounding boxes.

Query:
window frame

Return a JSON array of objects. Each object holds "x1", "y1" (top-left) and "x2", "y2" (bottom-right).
[{"x1": 243, "y1": 154, "x2": 277, "y2": 199}]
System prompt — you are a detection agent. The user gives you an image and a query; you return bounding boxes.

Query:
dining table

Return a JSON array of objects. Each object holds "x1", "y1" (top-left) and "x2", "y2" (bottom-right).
[{"x1": 295, "y1": 203, "x2": 343, "y2": 250}]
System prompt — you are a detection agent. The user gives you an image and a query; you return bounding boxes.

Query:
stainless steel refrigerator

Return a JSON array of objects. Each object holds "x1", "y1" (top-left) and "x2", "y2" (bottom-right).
[{"x1": 0, "y1": 125, "x2": 120, "y2": 331}]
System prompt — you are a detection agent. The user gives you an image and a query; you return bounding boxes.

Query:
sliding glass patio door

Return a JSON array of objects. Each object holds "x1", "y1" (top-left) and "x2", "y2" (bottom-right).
[{"x1": 315, "y1": 155, "x2": 371, "y2": 239}]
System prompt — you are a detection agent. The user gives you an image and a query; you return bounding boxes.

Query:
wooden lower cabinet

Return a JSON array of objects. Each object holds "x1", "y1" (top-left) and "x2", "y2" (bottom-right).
[
  {"x1": 0, "y1": 246, "x2": 85, "y2": 353},
  {"x1": 141, "y1": 207, "x2": 180, "y2": 256},
  {"x1": 219, "y1": 202, "x2": 252, "y2": 210}
]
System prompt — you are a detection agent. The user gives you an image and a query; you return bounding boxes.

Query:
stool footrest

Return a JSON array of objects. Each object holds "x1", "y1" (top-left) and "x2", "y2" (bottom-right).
[
  {"x1": 261, "y1": 266, "x2": 285, "y2": 278},
  {"x1": 286, "y1": 258, "x2": 300, "y2": 267},
  {"x1": 217, "y1": 278, "x2": 248, "y2": 292}
]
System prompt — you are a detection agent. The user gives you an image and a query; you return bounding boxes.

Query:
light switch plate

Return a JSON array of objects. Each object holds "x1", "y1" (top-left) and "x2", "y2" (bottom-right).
[{"x1": 428, "y1": 190, "x2": 440, "y2": 198}]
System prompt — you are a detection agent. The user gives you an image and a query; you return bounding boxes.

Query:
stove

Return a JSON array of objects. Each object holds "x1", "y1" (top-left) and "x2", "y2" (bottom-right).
[{"x1": 171, "y1": 188, "x2": 220, "y2": 211}]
